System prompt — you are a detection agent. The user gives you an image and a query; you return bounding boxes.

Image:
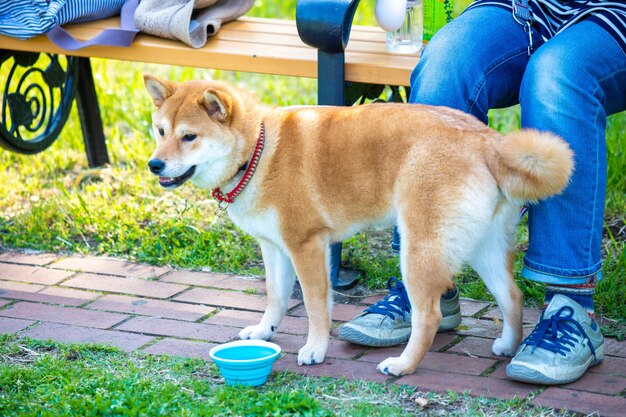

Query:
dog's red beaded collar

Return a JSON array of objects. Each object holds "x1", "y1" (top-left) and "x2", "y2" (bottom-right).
[{"x1": 211, "y1": 122, "x2": 265, "y2": 209}]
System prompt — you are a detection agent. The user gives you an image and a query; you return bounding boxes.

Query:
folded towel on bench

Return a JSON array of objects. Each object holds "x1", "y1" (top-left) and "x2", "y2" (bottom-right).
[{"x1": 134, "y1": 0, "x2": 254, "y2": 48}]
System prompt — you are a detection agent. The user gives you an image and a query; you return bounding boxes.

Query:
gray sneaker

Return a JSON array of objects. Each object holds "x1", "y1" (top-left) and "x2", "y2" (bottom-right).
[
  {"x1": 506, "y1": 294, "x2": 604, "y2": 385},
  {"x1": 338, "y1": 277, "x2": 461, "y2": 347}
]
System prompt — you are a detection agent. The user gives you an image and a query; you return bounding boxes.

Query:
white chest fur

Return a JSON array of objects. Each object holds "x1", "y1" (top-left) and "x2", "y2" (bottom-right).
[{"x1": 226, "y1": 200, "x2": 284, "y2": 247}]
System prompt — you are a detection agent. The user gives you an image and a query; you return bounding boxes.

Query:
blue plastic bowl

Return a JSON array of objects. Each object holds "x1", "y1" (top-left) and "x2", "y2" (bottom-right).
[{"x1": 209, "y1": 340, "x2": 281, "y2": 386}]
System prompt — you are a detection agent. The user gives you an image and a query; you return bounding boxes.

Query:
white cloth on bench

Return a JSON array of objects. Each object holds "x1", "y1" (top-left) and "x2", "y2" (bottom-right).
[{"x1": 134, "y1": 0, "x2": 254, "y2": 48}]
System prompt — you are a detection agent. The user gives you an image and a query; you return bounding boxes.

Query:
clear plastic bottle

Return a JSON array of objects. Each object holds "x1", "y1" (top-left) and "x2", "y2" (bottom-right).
[{"x1": 386, "y1": 0, "x2": 424, "y2": 54}]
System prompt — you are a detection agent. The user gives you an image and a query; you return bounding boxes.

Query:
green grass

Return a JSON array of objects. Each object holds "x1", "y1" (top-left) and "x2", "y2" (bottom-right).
[{"x1": 0, "y1": 335, "x2": 569, "y2": 417}]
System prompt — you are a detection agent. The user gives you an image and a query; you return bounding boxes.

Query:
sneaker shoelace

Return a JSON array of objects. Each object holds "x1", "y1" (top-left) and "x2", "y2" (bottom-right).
[
  {"x1": 523, "y1": 306, "x2": 598, "y2": 361},
  {"x1": 365, "y1": 277, "x2": 411, "y2": 320}
]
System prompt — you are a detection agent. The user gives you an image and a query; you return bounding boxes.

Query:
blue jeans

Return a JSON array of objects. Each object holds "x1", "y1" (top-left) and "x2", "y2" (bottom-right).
[{"x1": 395, "y1": 6, "x2": 626, "y2": 284}]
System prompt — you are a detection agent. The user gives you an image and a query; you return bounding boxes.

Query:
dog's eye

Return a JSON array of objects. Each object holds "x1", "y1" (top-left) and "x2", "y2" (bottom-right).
[
  {"x1": 182, "y1": 134, "x2": 197, "y2": 142},
  {"x1": 157, "y1": 128, "x2": 164, "y2": 136}
]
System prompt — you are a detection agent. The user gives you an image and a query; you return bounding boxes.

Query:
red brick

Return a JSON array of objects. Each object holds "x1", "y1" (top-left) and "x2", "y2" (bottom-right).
[
  {"x1": 562, "y1": 371, "x2": 626, "y2": 396},
  {"x1": 358, "y1": 349, "x2": 497, "y2": 376},
  {"x1": 269, "y1": 334, "x2": 367, "y2": 360},
  {"x1": 289, "y1": 303, "x2": 365, "y2": 322},
  {"x1": 454, "y1": 317, "x2": 532, "y2": 340},
  {"x1": 360, "y1": 293, "x2": 389, "y2": 305},
  {"x1": 204, "y1": 309, "x2": 263, "y2": 328},
  {"x1": 0, "y1": 280, "x2": 45, "y2": 293},
  {"x1": 331, "y1": 303, "x2": 373, "y2": 322},
  {"x1": 275, "y1": 316, "x2": 309, "y2": 335},
  {"x1": 590, "y1": 356, "x2": 626, "y2": 377},
  {"x1": 62, "y1": 273, "x2": 188, "y2": 299},
  {"x1": 162, "y1": 271, "x2": 266, "y2": 293},
  {"x1": 482, "y1": 306, "x2": 541, "y2": 324},
  {"x1": 310, "y1": 358, "x2": 390, "y2": 383},
  {"x1": 23, "y1": 322, "x2": 154, "y2": 352},
  {"x1": 0, "y1": 264, "x2": 73, "y2": 285},
  {"x1": 0, "y1": 282, "x2": 101, "y2": 307},
  {"x1": 397, "y1": 368, "x2": 534, "y2": 400},
  {"x1": 160, "y1": 270, "x2": 230, "y2": 287},
  {"x1": 446, "y1": 336, "x2": 504, "y2": 359},
  {"x1": 0, "y1": 317, "x2": 35, "y2": 334},
  {"x1": 142, "y1": 338, "x2": 216, "y2": 360},
  {"x1": 115, "y1": 316, "x2": 232, "y2": 343},
  {"x1": 0, "y1": 251, "x2": 59, "y2": 266},
  {"x1": 358, "y1": 345, "x2": 405, "y2": 362},
  {"x1": 459, "y1": 299, "x2": 492, "y2": 317},
  {"x1": 287, "y1": 305, "x2": 306, "y2": 318},
  {"x1": 266, "y1": 334, "x2": 296, "y2": 354},
  {"x1": 38, "y1": 287, "x2": 102, "y2": 303},
  {"x1": 327, "y1": 337, "x2": 369, "y2": 359},
  {"x1": 211, "y1": 275, "x2": 266, "y2": 293},
  {"x1": 51, "y1": 256, "x2": 170, "y2": 278},
  {"x1": 454, "y1": 317, "x2": 501, "y2": 338},
  {"x1": 431, "y1": 332, "x2": 457, "y2": 351},
  {"x1": 270, "y1": 352, "x2": 302, "y2": 373},
  {"x1": 87, "y1": 294, "x2": 214, "y2": 321},
  {"x1": 205, "y1": 309, "x2": 309, "y2": 335},
  {"x1": 0, "y1": 301, "x2": 128, "y2": 329},
  {"x1": 255, "y1": 333, "x2": 305, "y2": 355},
  {"x1": 283, "y1": 334, "x2": 322, "y2": 355},
  {"x1": 532, "y1": 387, "x2": 626, "y2": 417},
  {"x1": 487, "y1": 362, "x2": 510, "y2": 380},
  {"x1": 0, "y1": 289, "x2": 96, "y2": 307},
  {"x1": 272, "y1": 353, "x2": 391, "y2": 383},
  {"x1": 605, "y1": 337, "x2": 626, "y2": 358},
  {"x1": 173, "y1": 287, "x2": 300, "y2": 311}
]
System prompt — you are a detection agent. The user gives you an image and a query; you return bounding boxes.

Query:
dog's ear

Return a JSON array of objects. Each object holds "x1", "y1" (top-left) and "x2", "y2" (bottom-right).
[
  {"x1": 144, "y1": 74, "x2": 175, "y2": 107},
  {"x1": 200, "y1": 88, "x2": 232, "y2": 122}
]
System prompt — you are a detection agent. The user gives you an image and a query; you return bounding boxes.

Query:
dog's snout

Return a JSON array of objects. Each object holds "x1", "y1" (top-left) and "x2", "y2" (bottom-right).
[{"x1": 148, "y1": 159, "x2": 166, "y2": 175}]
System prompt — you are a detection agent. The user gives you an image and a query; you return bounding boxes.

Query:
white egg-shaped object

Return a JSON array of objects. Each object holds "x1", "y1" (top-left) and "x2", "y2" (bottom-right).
[{"x1": 375, "y1": 0, "x2": 408, "y2": 32}]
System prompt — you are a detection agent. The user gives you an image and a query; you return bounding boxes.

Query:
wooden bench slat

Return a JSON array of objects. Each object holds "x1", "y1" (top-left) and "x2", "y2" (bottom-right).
[
  {"x1": 216, "y1": 27, "x2": 415, "y2": 57},
  {"x1": 219, "y1": 18, "x2": 409, "y2": 54},
  {"x1": 0, "y1": 17, "x2": 417, "y2": 86}
]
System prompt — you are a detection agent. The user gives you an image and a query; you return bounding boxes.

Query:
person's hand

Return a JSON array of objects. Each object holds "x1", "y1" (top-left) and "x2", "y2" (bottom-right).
[{"x1": 375, "y1": 0, "x2": 407, "y2": 32}]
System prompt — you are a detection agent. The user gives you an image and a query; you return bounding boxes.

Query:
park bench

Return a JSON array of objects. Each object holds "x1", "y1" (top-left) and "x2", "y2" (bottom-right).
[{"x1": 0, "y1": 0, "x2": 419, "y2": 167}]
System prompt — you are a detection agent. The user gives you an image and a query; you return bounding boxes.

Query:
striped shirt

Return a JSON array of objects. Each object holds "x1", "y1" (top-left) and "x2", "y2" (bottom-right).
[
  {"x1": 0, "y1": 0, "x2": 125, "y2": 40},
  {"x1": 466, "y1": 0, "x2": 626, "y2": 55}
]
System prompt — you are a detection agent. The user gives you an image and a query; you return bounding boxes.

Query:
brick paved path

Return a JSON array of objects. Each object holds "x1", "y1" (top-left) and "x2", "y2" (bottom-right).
[{"x1": 0, "y1": 250, "x2": 624, "y2": 416}]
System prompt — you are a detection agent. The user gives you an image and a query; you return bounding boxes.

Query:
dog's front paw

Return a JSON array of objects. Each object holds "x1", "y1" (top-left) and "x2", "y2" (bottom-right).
[
  {"x1": 492, "y1": 337, "x2": 518, "y2": 357},
  {"x1": 297, "y1": 341, "x2": 327, "y2": 365},
  {"x1": 239, "y1": 324, "x2": 274, "y2": 341},
  {"x1": 377, "y1": 356, "x2": 414, "y2": 376}
]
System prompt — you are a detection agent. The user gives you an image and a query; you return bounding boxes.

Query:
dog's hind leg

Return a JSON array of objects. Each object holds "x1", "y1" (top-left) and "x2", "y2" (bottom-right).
[
  {"x1": 469, "y1": 204, "x2": 523, "y2": 357},
  {"x1": 289, "y1": 235, "x2": 332, "y2": 366},
  {"x1": 240, "y1": 239, "x2": 296, "y2": 341},
  {"x1": 378, "y1": 235, "x2": 454, "y2": 376}
]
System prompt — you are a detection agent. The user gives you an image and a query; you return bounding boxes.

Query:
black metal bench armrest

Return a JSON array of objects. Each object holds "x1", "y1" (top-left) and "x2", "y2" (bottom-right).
[
  {"x1": 296, "y1": 0, "x2": 362, "y2": 105},
  {"x1": 296, "y1": 0, "x2": 361, "y2": 53}
]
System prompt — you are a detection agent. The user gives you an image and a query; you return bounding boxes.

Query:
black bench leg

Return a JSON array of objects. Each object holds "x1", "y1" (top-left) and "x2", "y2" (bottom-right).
[
  {"x1": 75, "y1": 57, "x2": 109, "y2": 168},
  {"x1": 318, "y1": 51, "x2": 345, "y2": 106}
]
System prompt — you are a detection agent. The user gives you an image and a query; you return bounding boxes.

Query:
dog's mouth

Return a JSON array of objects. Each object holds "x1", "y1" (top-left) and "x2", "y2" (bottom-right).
[{"x1": 158, "y1": 166, "x2": 196, "y2": 188}]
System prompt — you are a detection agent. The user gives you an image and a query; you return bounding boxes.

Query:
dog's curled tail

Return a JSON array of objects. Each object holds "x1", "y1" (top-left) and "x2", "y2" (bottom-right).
[{"x1": 488, "y1": 129, "x2": 574, "y2": 203}]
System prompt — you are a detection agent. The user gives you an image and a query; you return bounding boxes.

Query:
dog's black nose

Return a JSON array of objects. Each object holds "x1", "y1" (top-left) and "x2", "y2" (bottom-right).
[{"x1": 148, "y1": 159, "x2": 165, "y2": 174}]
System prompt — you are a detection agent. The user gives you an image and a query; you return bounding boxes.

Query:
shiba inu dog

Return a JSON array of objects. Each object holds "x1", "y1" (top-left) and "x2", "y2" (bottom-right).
[{"x1": 144, "y1": 75, "x2": 573, "y2": 376}]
